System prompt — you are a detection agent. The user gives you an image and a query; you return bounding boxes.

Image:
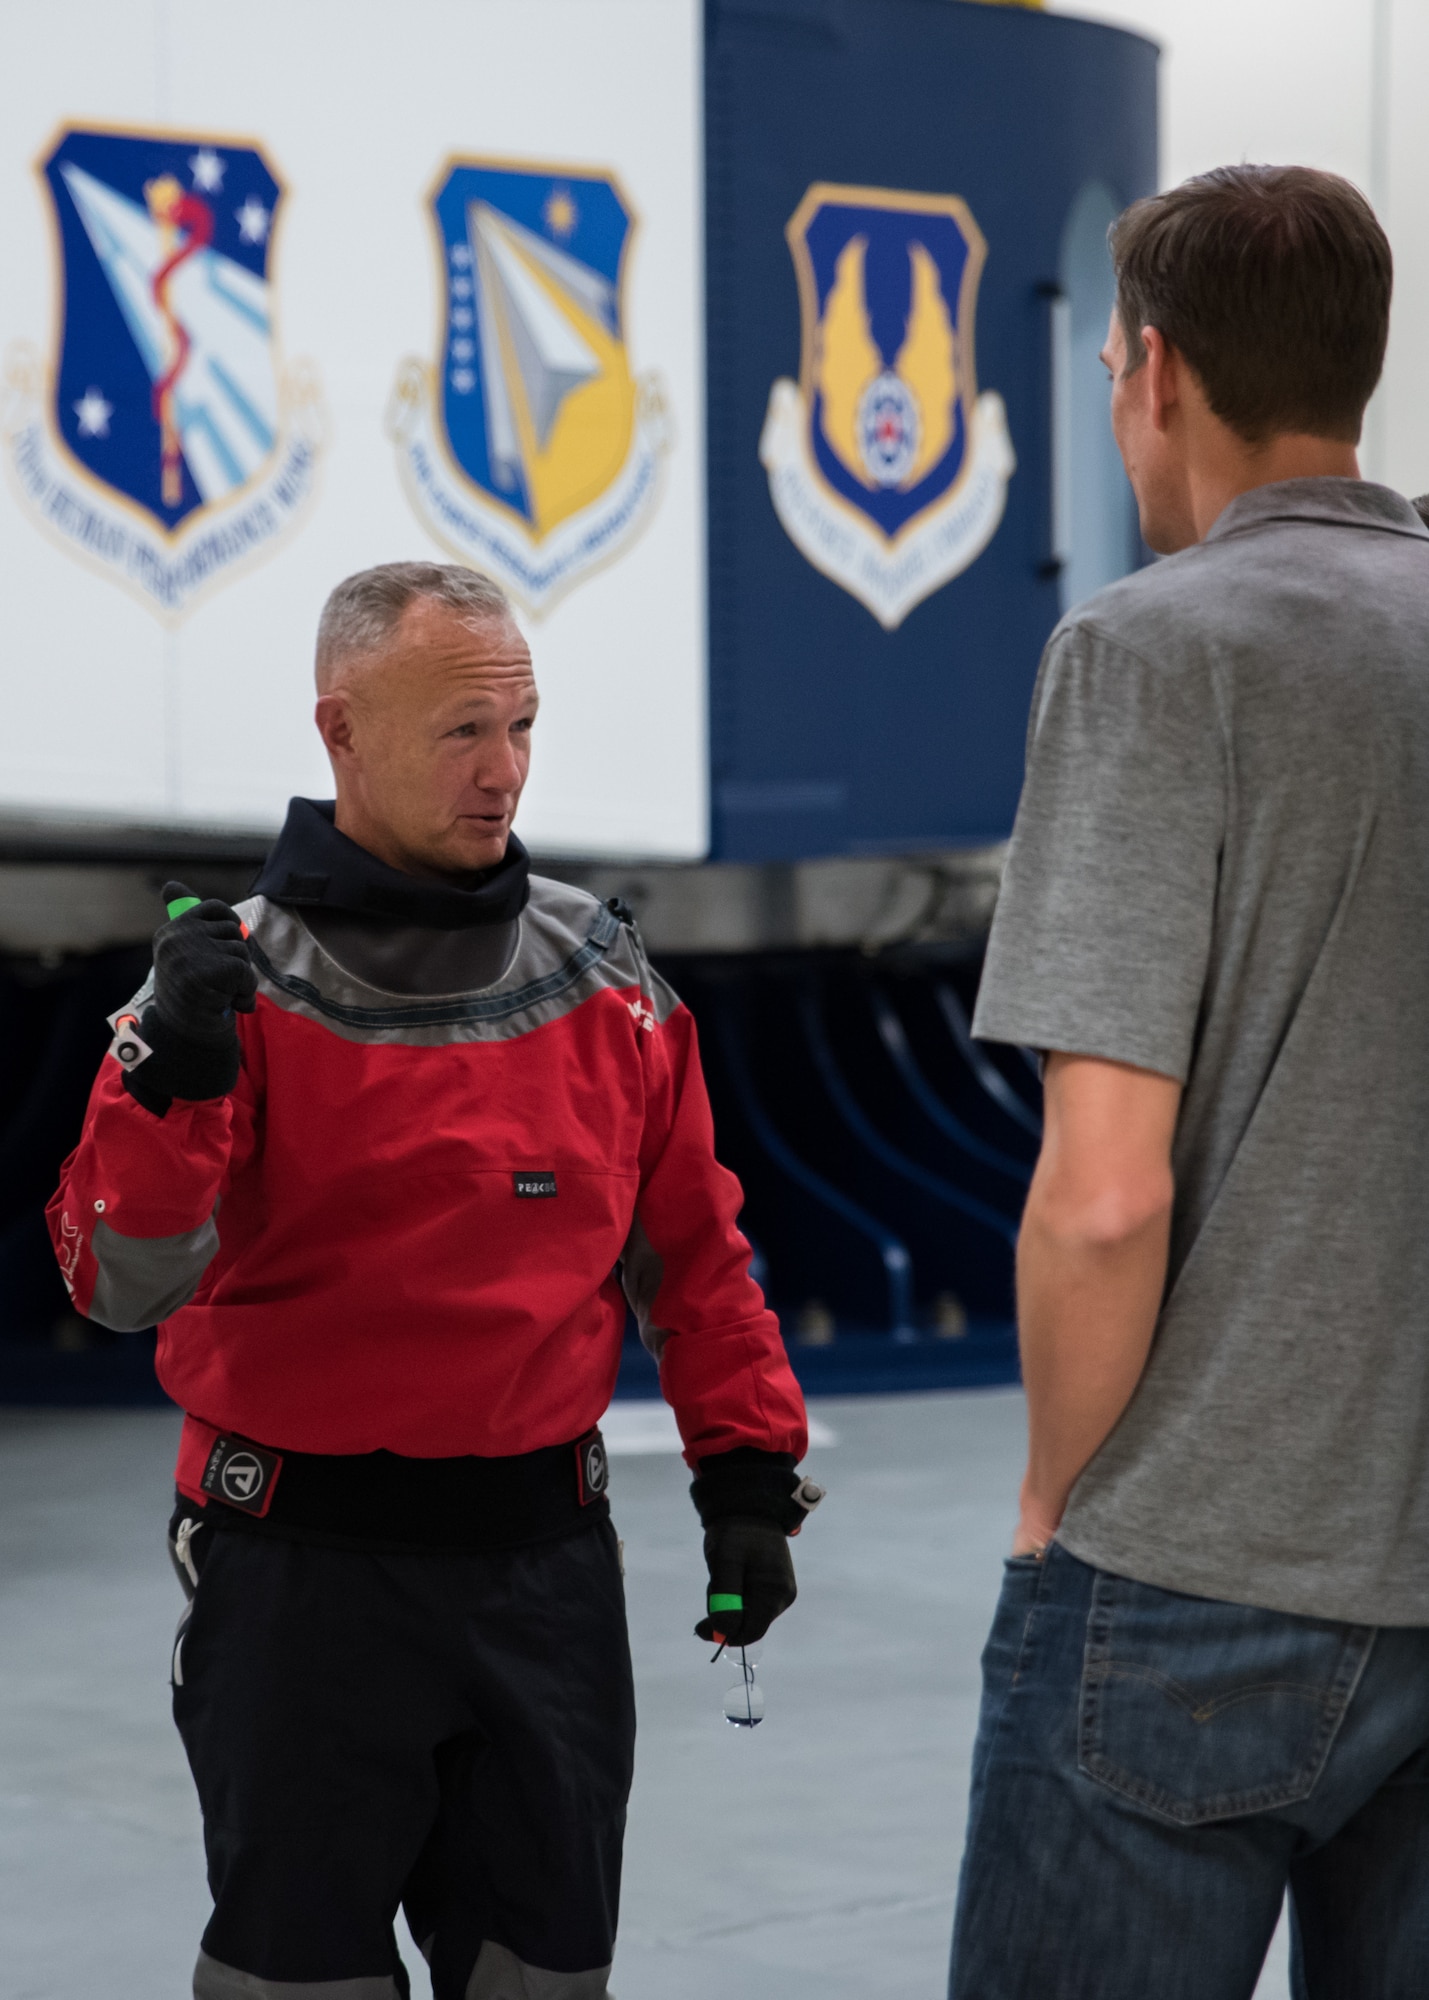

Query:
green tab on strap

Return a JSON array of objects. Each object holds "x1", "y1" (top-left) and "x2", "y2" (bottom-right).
[
  {"x1": 708, "y1": 1592, "x2": 744, "y2": 1613},
  {"x1": 166, "y1": 895, "x2": 203, "y2": 921}
]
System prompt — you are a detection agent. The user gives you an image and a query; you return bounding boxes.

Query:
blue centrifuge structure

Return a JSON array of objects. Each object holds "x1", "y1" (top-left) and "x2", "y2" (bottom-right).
[
  {"x1": 644, "y1": 0, "x2": 1157, "y2": 1391},
  {"x1": 704, "y1": 0, "x2": 1156, "y2": 862}
]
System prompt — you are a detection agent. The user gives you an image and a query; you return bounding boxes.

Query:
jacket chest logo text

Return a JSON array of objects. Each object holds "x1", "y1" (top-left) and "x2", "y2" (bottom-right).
[
  {"x1": 514, "y1": 1170, "x2": 558, "y2": 1198},
  {"x1": 760, "y1": 181, "x2": 1014, "y2": 631}
]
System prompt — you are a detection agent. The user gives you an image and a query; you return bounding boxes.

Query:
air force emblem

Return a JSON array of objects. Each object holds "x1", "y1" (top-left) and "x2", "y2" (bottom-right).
[
  {"x1": 389, "y1": 159, "x2": 669, "y2": 615},
  {"x1": 761, "y1": 184, "x2": 1015, "y2": 630},
  {"x1": 2, "y1": 126, "x2": 323, "y2": 619}
]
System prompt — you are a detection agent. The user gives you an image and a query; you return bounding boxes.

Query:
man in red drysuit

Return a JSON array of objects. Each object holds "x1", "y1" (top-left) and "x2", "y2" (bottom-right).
[{"x1": 49, "y1": 561, "x2": 817, "y2": 2000}]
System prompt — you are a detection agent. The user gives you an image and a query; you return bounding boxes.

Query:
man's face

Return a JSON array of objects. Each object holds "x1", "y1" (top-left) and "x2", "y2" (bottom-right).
[
  {"x1": 323, "y1": 599, "x2": 538, "y2": 878},
  {"x1": 1102, "y1": 310, "x2": 1196, "y2": 555}
]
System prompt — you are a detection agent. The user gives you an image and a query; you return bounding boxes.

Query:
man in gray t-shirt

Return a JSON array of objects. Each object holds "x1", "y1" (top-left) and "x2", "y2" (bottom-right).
[
  {"x1": 949, "y1": 167, "x2": 1429, "y2": 2000},
  {"x1": 980, "y1": 475, "x2": 1429, "y2": 1623}
]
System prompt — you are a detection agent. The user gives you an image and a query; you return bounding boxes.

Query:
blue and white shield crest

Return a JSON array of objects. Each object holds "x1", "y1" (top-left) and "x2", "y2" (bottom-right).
[
  {"x1": 761, "y1": 182, "x2": 1015, "y2": 630},
  {"x1": 389, "y1": 157, "x2": 668, "y2": 615},
  {"x1": 3, "y1": 125, "x2": 322, "y2": 618}
]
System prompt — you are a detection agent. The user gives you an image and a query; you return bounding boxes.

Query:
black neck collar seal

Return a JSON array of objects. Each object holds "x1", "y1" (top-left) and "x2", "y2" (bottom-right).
[{"x1": 252, "y1": 799, "x2": 531, "y2": 930}]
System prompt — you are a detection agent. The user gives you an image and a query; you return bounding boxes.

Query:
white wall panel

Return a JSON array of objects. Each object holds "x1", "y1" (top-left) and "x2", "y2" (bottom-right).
[
  {"x1": 1052, "y1": 0, "x2": 1429, "y2": 494},
  {"x1": 0, "y1": 0, "x2": 707, "y2": 856}
]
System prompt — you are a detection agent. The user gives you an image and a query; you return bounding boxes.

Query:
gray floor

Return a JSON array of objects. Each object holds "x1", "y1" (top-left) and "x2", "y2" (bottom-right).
[{"x1": 0, "y1": 1394, "x2": 1289, "y2": 1999}]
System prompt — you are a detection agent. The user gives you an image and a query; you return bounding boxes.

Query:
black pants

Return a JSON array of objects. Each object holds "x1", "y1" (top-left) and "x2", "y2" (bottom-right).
[{"x1": 171, "y1": 1510, "x2": 635, "y2": 2000}]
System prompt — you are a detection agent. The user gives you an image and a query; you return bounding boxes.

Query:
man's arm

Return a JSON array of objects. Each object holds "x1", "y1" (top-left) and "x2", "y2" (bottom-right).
[
  {"x1": 46, "y1": 889, "x2": 259, "y2": 1330},
  {"x1": 619, "y1": 939, "x2": 813, "y2": 1644},
  {"x1": 1012, "y1": 1051, "x2": 1181, "y2": 1555}
]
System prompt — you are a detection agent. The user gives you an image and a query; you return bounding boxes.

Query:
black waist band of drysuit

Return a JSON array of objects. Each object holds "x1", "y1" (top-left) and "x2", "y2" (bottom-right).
[{"x1": 186, "y1": 1429, "x2": 611, "y2": 1553}]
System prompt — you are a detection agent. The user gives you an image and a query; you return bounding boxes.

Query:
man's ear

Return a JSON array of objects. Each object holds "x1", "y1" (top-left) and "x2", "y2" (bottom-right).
[
  {"x1": 314, "y1": 691, "x2": 358, "y2": 766},
  {"x1": 1142, "y1": 327, "x2": 1179, "y2": 435}
]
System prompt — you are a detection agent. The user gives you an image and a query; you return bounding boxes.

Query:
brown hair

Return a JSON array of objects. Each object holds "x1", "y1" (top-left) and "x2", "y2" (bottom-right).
[{"x1": 1110, "y1": 165, "x2": 1391, "y2": 444}]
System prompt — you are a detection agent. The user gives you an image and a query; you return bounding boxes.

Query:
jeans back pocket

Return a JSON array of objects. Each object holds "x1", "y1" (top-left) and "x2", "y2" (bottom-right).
[{"x1": 1078, "y1": 1569, "x2": 1374, "y2": 1826}]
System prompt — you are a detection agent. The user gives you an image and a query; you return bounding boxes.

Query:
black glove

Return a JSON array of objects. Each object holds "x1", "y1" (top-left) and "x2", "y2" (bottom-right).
[
  {"x1": 123, "y1": 881, "x2": 257, "y2": 1115},
  {"x1": 695, "y1": 1515, "x2": 797, "y2": 1646},
  {"x1": 690, "y1": 1447, "x2": 824, "y2": 1645}
]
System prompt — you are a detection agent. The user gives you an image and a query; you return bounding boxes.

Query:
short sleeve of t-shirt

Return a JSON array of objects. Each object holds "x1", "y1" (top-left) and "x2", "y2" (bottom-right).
[{"x1": 973, "y1": 618, "x2": 1225, "y2": 1083}]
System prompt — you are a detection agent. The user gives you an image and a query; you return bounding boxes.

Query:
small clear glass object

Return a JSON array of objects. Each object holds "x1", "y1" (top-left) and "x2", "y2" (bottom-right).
[{"x1": 723, "y1": 1649, "x2": 764, "y2": 1728}]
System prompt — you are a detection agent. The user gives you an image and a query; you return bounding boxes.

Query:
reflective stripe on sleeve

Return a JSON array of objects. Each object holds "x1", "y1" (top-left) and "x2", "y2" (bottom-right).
[{"x1": 87, "y1": 1212, "x2": 219, "y2": 1331}]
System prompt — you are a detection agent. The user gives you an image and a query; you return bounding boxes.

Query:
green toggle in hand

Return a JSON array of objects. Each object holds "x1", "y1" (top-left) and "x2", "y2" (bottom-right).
[{"x1": 694, "y1": 1517, "x2": 797, "y2": 1647}]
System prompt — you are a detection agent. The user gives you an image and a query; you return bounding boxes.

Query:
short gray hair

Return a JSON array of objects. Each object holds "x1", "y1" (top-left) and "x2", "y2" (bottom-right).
[{"x1": 315, "y1": 561, "x2": 511, "y2": 686}]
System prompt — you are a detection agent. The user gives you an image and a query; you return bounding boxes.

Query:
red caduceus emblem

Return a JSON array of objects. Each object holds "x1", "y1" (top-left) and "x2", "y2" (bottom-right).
[{"x1": 142, "y1": 174, "x2": 214, "y2": 507}]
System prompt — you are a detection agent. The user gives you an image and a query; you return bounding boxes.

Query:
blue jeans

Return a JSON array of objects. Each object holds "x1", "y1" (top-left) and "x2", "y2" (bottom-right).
[{"x1": 949, "y1": 1544, "x2": 1429, "y2": 1999}]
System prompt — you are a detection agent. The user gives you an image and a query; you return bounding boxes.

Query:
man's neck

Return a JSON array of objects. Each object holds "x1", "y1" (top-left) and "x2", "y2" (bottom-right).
[
  {"x1": 1187, "y1": 432, "x2": 1361, "y2": 541},
  {"x1": 332, "y1": 799, "x2": 492, "y2": 890}
]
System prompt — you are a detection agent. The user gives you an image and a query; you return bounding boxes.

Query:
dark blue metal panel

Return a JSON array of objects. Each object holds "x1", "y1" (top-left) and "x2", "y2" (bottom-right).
[
  {"x1": 705, "y1": 0, "x2": 1158, "y2": 861},
  {"x1": 676, "y1": 955, "x2": 1028, "y2": 1332},
  {"x1": 866, "y1": 983, "x2": 1032, "y2": 1183},
  {"x1": 708, "y1": 984, "x2": 917, "y2": 1332},
  {"x1": 935, "y1": 978, "x2": 1044, "y2": 1139},
  {"x1": 796, "y1": 986, "x2": 1018, "y2": 1244}
]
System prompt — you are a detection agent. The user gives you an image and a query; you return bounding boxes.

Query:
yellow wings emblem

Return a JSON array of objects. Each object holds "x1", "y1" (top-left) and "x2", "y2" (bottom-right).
[{"x1": 813, "y1": 235, "x2": 957, "y2": 491}]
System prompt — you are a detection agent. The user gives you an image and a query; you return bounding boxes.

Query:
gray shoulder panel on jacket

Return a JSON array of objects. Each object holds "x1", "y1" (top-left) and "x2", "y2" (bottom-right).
[
  {"x1": 242, "y1": 883, "x2": 633, "y2": 1046},
  {"x1": 577, "y1": 887, "x2": 683, "y2": 1026}
]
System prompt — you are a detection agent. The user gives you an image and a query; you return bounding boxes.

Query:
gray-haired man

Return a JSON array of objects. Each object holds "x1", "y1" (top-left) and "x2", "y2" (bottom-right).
[{"x1": 52, "y1": 563, "x2": 813, "y2": 1999}]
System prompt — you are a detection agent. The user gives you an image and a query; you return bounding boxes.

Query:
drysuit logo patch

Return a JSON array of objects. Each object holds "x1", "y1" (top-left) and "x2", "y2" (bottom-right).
[
  {"x1": 514, "y1": 1170, "x2": 558, "y2": 1198},
  {"x1": 221, "y1": 1453, "x2": 263, "y2": 1502},
  {"x1": 577, "y1": 1430, "x2": 610, "y2": 1504},
  {"x1": 200, "y1": 1433, "x2": 282, "y2": 1515}
]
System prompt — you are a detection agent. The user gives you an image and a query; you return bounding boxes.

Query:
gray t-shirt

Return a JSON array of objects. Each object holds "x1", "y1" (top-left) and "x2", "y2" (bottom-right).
[{"x1": 974, "y1": 478, "x2": 1429, "y2": 1626}]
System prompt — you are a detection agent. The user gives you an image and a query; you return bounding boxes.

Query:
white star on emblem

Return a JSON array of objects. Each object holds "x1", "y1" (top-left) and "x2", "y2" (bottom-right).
[
  {"x1": 235, "y1": 196, "x2": 270, "y2": 244},
  {"x1": 451, "y1": 307, "x2": 474, "y2": 331},
  {"x1": 73, "y1": 387, "x2": 113, "y2": 438},
  {"x1": 450, "y1": 245, "x2": 472, "y2": 268},
  {"x1": 189, "y1": 148, "x2": 224, "y2": 192},
  {"x1": 451, "y1": 338, "x2": 475, "y2": 363},
  {"x1": 451, "y1": 369, "x2": 476, "y2": 395}
]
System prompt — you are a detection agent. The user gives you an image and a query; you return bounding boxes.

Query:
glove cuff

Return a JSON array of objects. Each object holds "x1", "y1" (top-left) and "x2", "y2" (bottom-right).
[
  {"x1": 691, "y1": 1448, "x2": 822, "y2": 1534},
  {"x1": 122, "y1": 1006, "x2": 240, "y2": 1117}
]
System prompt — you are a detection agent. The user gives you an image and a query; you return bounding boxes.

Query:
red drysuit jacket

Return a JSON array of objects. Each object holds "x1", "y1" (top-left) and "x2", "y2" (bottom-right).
[{"x1": 49, "y1": 875, "x2": 807, "y2": 1491}]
